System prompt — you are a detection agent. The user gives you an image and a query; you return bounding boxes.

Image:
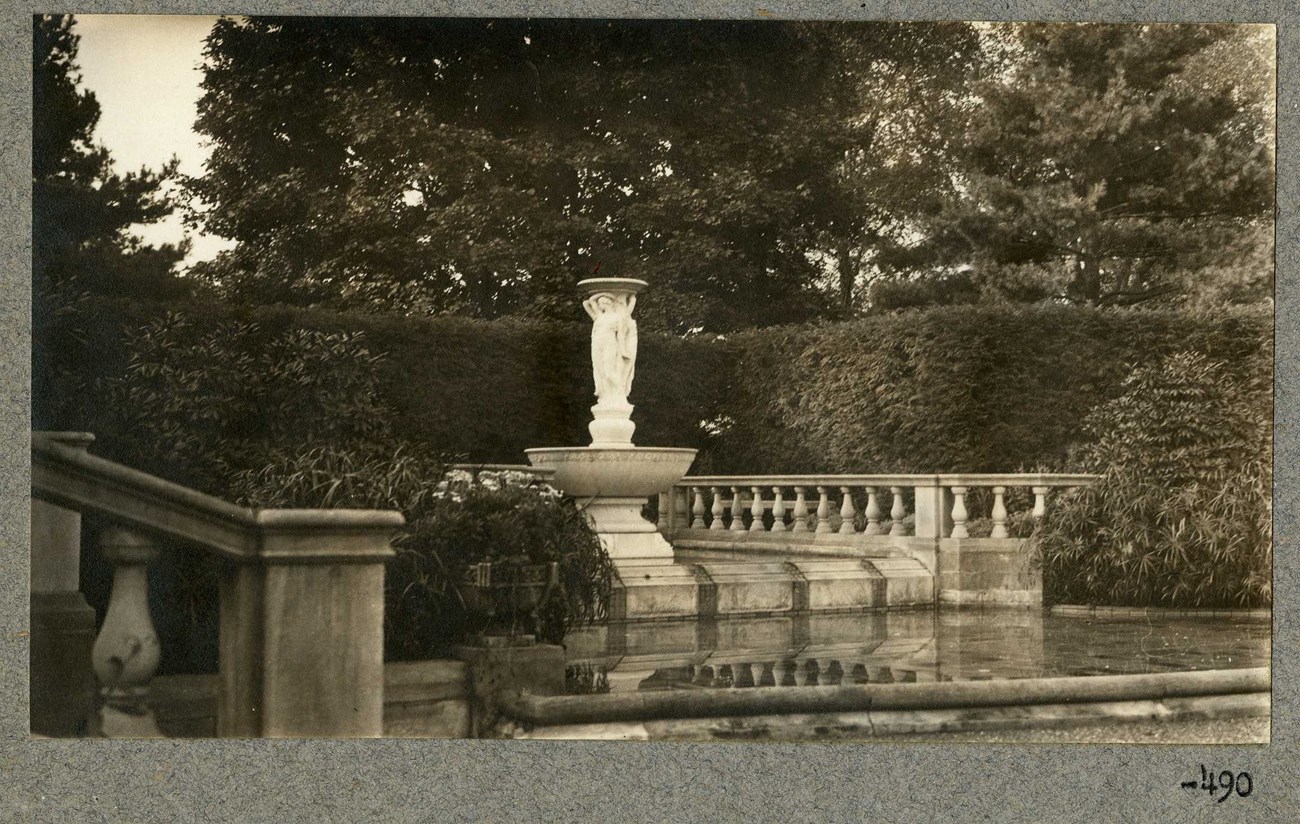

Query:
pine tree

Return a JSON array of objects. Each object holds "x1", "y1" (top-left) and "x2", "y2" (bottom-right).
[
  {"x1": 33, "y1": 14, "x2": 188, "y2": 298},
  {"x1": 878, "y1": 23, "x2": 1274, "y2": 308}
]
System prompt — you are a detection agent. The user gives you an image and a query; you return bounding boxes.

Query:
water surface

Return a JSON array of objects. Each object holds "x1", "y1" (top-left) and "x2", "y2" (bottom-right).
[{"x1": 562, "y1": 609, "x2": 1270, "y2": 694}]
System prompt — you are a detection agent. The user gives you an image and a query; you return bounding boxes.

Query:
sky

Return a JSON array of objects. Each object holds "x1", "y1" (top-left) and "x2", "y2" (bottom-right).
[{"x1": 73, "y1": 14, "x2": 233, "y2": 268}]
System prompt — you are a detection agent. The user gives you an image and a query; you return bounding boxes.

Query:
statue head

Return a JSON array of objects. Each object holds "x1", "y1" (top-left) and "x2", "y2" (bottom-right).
[{"x1": 594, "y1": 293, "x2": 616, "y2": 312}]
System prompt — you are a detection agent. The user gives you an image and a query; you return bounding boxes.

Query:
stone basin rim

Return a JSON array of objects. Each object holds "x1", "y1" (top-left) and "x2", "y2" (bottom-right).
[
  {"x1": 526, "y1": 446, "x2": 698, "y2": 456},
  {"x1": 576, "y1": 277, "x2": 649, "y2": 295}
]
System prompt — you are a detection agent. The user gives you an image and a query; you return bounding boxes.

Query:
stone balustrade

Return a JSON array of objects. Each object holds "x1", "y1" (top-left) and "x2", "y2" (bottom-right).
[
  {"x1": 31, "y1": 432, "x2": 404, "y2": 738},
  {"x1": 660, "y1": 473, "x2": 1097, "y2": 541},
  {"x1": 657, "y1": 473, "x2": 1097, "y2": 606}
]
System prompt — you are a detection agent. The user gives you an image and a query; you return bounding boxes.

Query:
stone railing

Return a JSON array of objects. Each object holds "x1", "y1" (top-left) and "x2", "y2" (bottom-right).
[
  {"x1": 657, "y1": 473, "x2": 1098, "y2": 605},
  {"x1": 30, "y1": 432, "x2": 404, "y2": 738},
  {"x1": 660, "y1": 473, "x2": 1097, "y2": 541}
]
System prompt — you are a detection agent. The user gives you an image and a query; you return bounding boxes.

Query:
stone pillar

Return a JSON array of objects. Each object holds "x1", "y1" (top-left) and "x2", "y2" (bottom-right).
[
  {"x1": 217, "y1": 512, "x2": 398, "y2": 737},
  {"x1": 911, "y1": 481, "x2": 949, "y2": 540},
  {"x1": 30, "y1": 432, "x2": 97, "y2": 737}
]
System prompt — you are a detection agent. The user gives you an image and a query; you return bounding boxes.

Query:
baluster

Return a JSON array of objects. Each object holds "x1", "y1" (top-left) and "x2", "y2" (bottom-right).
[
  {"x1": 950, "y1": 486, "x2": 969, "y2": 538},
  {"x1": 734, "y1": 662, "x2": 756, "y2": 688},
  {"x1": 838, "y1": 486, "x2": 856, "y2": 534},
  {"x1": 889, "y1": 486, "x2": 907, "y2": 536},
  {"x1": 709, "y1": 486, "x2": 725, "y2": 531},
  {"x1": 674, "y1": 487, "x2": 690, "y2": 531},
  {"x1": 803, "y1": 660, "x2": 821, "y2": 687},
  {"x1": 863, "y1": 487, "x2": 883, "y2": 535},
  {"x1": 715, "y1": 664, "x2": 733, "y2": 688},
  {"x1": 770, "y1": 487, "x2": 787, "y2": 532},
  {"x1": 749, "y1": 486, "x2": 765, "y2": 532},
  {"x1": 691, "y1": 486, "x2": 706, "y2": 529},
  {"x1": 758, "y1": 661, "x2": 777, "y2": 687},
  {"x1": 1032, "y1": 486, "x2": 1049, "y2": 519},
  {"x1": 93, "y1": 527, "x2": 162, "y2": 736},
  {"x1": 815, "y1": 486, "x2": 833, "y2": 533},
  {"x1": 990, "y1": 485, "x2": 1009, "y2": 538},
  {"x1": 730, "y1": 486, "x2": 746, "y2": 532},
  {"x1": 791, "y1": 487, "x2": 810, "y2": 533}
]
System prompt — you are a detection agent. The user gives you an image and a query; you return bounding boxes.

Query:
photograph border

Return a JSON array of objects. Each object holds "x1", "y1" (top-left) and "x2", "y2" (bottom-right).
[{"x1": 2, "y1": 1, "x2": 1295, "y2": 821}]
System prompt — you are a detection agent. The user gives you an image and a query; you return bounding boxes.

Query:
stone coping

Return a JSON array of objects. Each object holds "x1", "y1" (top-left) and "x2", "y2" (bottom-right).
[
  {"x1": 498, "y1": 666, "x2": 1268, "y2": 727},
  {"x1": 1049, "y1": 604, "x2": 1272, "y2": 620},
  {"x1": 512, "y1": 693, "x2": 1268, "y2": 741},
  {"x1": 679, "y1": 472, "x2": 1100, "y2": 487}
]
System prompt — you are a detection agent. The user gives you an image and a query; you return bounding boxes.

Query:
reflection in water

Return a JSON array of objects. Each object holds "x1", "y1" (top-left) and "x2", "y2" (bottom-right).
[{"x1": 562, "y1": 609, "x2": 1270, "y2": 695}]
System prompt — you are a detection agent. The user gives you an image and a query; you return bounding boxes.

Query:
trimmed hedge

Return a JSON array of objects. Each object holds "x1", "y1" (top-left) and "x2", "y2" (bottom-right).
[
  {"x1": 36, "y1": 296, "x2": 1270, "y2": 479},
  {"x1": 34, "y1": 294, "x2": 729, "y2": 477},
  {"x1": 706, "y1": 303, "x2": 1271, "y2": 474}
]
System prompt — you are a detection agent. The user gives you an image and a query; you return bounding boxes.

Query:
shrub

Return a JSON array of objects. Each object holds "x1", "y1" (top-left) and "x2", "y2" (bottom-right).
[
  {"x1": 103, "y1": 310, "x2": 390, "y2": 495},
  {"x1": 385, "y1": 469, "x2": 612, "y2": 659},
  {"x1": 1036, "y1": 352, "x2": 1271, "y2": 608}
]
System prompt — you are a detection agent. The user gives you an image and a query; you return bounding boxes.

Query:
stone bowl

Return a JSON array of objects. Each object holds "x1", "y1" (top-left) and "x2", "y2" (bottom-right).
[{"x1": 524, "y1": 446, "x2": 697, "y2": 498}]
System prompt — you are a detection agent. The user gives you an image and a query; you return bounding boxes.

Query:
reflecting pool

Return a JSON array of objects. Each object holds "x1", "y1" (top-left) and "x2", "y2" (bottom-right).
[{"x1": 561, "y1": 609, "x2": 1271, "y2": 694}]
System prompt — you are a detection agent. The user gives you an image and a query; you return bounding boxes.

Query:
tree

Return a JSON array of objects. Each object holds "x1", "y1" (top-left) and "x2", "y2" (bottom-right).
[
  {"x1": 33, "y1": 14, "x2": 188, "y2": 298},
  {"x1": 189, "y1": 18, "x2": 981, "y2": 331},
  {"x1": 878, "y1": 23, "x2": 1274, "y2": 308}
]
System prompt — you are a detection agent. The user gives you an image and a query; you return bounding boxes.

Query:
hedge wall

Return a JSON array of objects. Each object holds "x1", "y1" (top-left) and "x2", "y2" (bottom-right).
[
  {"x1": 705, "y1": 303, "x2": 1271, "y2": 474},
  {"x1": 35, "y1": 295, "x2": 1270, "y2": 481},
  {"x1": 34, "y1": 294, "x2": 730, "y2": 473}
]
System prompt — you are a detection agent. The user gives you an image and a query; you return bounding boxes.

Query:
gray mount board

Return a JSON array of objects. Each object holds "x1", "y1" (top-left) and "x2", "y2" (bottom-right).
[{"x1": 1, "y1": 1, "x2": 1294, "y2": 822}]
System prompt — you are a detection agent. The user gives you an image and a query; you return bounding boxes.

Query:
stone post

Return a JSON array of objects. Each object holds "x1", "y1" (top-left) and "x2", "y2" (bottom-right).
[
  {"x1": 217, "y1": 511, "x2": 400, "y2": 737},
  {"x1": 30, "y1": 432, "x2": 98, "y2": 736}
]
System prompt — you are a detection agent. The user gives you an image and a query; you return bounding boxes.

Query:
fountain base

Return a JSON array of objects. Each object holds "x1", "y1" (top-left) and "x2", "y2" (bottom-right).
[{"x1": 524, "y1": 446, "x2": 696, "y2": 568}]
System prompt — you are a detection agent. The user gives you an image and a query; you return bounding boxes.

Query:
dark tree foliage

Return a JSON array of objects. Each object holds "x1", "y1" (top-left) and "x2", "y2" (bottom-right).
[
  {"x1": 189, "y1": 17, "x2": 979, "y2": 331},
  {"x1": 33, "y1": 14, "x2": 188, "y2": 298},
  {"x1": 877, "y1": 23, "x2": 1274, "y2": 308}
]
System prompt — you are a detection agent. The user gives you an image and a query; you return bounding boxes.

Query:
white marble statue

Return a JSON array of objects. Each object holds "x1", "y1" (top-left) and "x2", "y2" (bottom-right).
[{"x1": 583, "y1": 291, "x2": 638, "y2": 404}]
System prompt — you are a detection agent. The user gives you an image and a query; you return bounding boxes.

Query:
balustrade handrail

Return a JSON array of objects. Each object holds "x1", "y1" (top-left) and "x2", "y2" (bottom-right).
[
  {"x1": 32, "y1": 432, "x2": 404, "y2": 563},
  {"x1": 678, "y1": 472, "x2": 1099, "y2": 487}
]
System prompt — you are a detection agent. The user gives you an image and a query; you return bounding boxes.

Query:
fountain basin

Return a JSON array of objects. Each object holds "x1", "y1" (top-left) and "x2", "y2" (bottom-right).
[
  {"x1": 526, "y1": 446, "x2": 697, "y2": 567},
  {"x1": 524, "y1": 446, "x2": 696, "y2": 499}
]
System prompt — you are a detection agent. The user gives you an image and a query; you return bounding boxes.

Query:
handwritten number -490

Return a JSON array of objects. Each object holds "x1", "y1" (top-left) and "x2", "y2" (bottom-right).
[{"x1": 1198, "y1": 766, "x2": 1252, "y2": 802}]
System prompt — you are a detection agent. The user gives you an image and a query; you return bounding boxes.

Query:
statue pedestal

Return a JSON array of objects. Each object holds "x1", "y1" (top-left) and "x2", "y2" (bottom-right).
[
  {"x1": 584, "y1": 497, "x2": 675, "y2": 565},
  {"x1": 588, "y1": 401, "x2": 636, "y2": 447}
]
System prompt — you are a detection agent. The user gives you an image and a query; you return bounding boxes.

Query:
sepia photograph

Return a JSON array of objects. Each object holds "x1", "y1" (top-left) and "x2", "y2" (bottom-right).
[{"x1": 27, "y1": 11, "x2": 1274, "y2": 752}]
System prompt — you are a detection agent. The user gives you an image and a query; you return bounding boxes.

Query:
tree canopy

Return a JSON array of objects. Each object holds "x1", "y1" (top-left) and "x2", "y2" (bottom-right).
[
  {"x1": 187, "y1": 18, "x2": 1273, "y2": 328},
  {"x1": 876, "y1": 23, "x2": 1274, "y2": 309},
  {"x1": 33, "y1": 14, "x2": 188, "y2": 298},
  {"x1": 188, "y1": 17, "x2": 980, "y2": 331}
]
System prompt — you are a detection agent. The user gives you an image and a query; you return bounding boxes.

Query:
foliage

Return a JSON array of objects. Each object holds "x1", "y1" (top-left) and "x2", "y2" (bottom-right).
[
  {"x1": 104, "y1": 310, "x2": 391, "y2": 495},
  {"x1": 33, "y1": 15, "x2": 189, "y2": 298},
  {"x1": 188, "y1": 17, "x2": 980, "y2": 329},
  {"x1": 880, "y1": 23, "x2": 1274, "y2": 308},
  {"x1": 385, "y1": 469, "x2": 613, "y2": 658},
  {"x1": 1036, "y1": 352, "x2": 1271, "y2": 607},
  {"x1": 707, "y1": 302, "x2": 1270, "y2": 475},
  {"x1": 35, "y1": 294, "x2": 728, "y2": 469}
]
